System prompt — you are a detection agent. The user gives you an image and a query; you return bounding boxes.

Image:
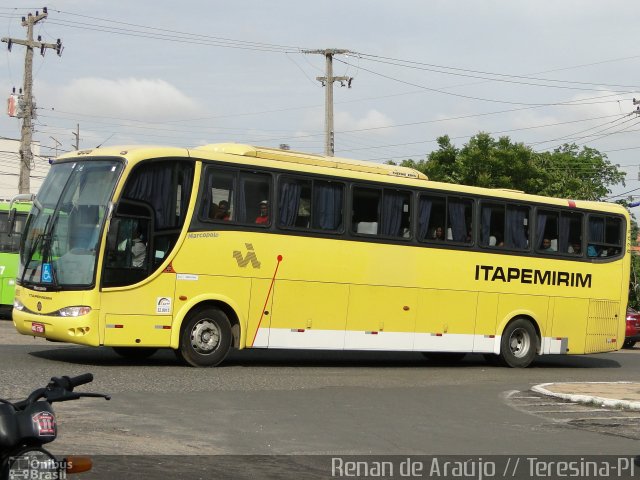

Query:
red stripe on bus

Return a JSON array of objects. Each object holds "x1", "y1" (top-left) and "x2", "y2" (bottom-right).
[{"x1": 251, "y1": 255, "x2": 283, "y2": 347}]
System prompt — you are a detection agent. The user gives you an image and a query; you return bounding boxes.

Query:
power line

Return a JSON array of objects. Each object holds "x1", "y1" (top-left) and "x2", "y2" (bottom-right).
[
  {"x1": 337, "y1": 113, "x2": 627, "y2": 154},
  {"x1": 334, "y1": 57, "x2": 632, "y2": 108},
  {"x1": 352, "y1": 52, "x2": 640, "y2": 91}
]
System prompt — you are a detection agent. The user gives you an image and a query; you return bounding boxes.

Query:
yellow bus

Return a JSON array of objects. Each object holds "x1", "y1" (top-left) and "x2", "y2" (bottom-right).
[{"x1": 11, "y1": 144, "x2": 630, "y2": 367}]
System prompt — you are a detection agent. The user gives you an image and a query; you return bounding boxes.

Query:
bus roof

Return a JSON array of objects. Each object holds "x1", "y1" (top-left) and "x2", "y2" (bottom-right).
[
  {"x1": 57, "y1": 143, "x2": 427, "y2": 181},
  {"x1": 55, "y1": 143, "x2": 628, "y2": 217},
  {"x1": 194, "y1": 143, "x2": 428, "y2": 181}
]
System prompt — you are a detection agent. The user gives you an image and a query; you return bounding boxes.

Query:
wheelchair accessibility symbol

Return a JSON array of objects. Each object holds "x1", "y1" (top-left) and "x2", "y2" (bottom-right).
[{"x1": 41, "y1": 263, "x2": 52, "y2": 283}]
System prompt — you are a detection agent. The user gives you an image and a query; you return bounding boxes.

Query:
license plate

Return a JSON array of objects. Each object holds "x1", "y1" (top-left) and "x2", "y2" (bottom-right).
[{"x1": 31, "y1": 322, "x2": 45, "y2": 334}]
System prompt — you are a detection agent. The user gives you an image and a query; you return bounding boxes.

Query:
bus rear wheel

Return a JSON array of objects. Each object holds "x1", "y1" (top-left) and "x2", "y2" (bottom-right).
[
  {"x1": 500, "y1": 318, "x2": 537, "y2": 368},
  {"x1": 179, "y1": 307, "x2": 232, "y2": 367}
]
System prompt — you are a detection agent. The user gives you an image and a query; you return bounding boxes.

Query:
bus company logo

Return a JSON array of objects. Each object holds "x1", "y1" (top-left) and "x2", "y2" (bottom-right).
[
  {"x1": 233, "y1": 243, "x2": 261, "y2": 269},
  {"x1": 475, "y1": 265, "x2": 592, "y2": 288},
  {"x1": 156, "y1": 297, "x2": 172, "y2": 314}
]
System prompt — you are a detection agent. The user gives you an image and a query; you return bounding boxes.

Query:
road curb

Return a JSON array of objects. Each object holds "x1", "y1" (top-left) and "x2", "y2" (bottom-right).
[{"x1": 533, "y1": 381, "x2": 640, "y2": 410}]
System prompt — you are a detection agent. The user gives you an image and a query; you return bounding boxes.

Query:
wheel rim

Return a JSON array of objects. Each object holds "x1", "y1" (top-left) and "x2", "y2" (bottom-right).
[
  {"x1": 190, "y1": 319, "x2": 220, "y2": 354},
  {"x1": 508, "y1": 327, "x2": 531, "y2": 358}
]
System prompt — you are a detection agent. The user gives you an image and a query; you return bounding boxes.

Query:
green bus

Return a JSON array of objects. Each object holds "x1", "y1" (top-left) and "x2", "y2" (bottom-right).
[{"x1": 0, "y1": 201, "x2": 30, "y2": 318}]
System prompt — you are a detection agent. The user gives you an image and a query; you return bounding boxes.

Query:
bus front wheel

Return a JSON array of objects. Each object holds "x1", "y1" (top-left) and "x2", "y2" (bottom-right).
[
  {"x1": 179, "y1": 307, "x2": 232, "y2": 367},
  {"x1": 500, "y1": 318, "x2": 537, "y2": 368}
]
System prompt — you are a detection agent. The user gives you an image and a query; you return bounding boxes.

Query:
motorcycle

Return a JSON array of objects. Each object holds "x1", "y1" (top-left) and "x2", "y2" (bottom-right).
[{"x1": 0, "y1": 373, "x2": 110, "y2": 480}]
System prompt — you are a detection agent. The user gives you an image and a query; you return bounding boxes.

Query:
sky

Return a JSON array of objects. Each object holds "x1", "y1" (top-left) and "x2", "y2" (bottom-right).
[{"x1": 1, "y1": 1, "x2": 640, "y2": 213}]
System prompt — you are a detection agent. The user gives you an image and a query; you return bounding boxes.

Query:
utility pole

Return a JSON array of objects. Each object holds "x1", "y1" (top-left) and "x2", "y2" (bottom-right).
[
  {"x1": 49, "y1": 136, "x2": 61, "y2": 157},
  {"x1": 303, "y1": 49, "x2": 353, "y2": 156},
  {"x1": 72, "y1": 124, "x2": 80, "y2": 150},
  {"x1": 2, "y1": 8, "x2": 62, "y2": 194}
]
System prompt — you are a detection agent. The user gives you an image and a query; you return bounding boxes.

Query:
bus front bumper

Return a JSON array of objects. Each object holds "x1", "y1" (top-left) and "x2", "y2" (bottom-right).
[{"x1": 13, "y1": 308, "x2": 101, "y2": 346}]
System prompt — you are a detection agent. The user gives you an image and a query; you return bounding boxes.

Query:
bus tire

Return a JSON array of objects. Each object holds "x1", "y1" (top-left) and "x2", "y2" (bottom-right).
[
  {"x1": 500, "y1": 318, "x2": 537, "y2": 368},
  {"x1": 112, "y1": 346, "x2": 158, "y2": 359},
  {"x1": 179, "y1": 307, "x2": 232, "y2": 367}
]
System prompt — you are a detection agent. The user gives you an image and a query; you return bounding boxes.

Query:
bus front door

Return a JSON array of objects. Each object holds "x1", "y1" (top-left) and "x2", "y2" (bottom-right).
[{"x1": 100, "y1": 216, "x2": 177, "y2": 348}]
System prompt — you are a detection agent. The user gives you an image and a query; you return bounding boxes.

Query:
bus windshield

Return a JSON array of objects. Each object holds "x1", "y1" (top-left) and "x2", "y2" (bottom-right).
[
  {"x1": 19, "y1": 159, "x2": 123, "y2": 288},
  {"x1": 0, "y1": 211, "x2": 27, "y2": 253}
]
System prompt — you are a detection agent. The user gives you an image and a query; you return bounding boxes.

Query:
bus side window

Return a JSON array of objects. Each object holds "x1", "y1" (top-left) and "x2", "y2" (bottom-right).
[
  {"x1": 381, "y1": 188, "x2": 411, "y2": 238},
  {"x1": 562, "y1": 211, "x2": 583, "y2": 255},
  {"x1": 417, "y1": 195, "x2": 445, "y2": 242},
  {"x1": 350, "y1": 186, "x2": 411, "y2": 238},
  {"x1": 352, "y1": 187, "x2": 380, "y2": 235},
  {"x1": 278, "y1": 178, "x2": 311, "y2": 229},
  {"x1": 588, "y1": 215, "x2": 623, "y2": 259},
  {"x1": 311, "y1": 180, "x2": 343, "y2": 231},
  {"x1": 536, "y1": 210, "x2": 559, "y2": 254},
  {"x1": 200, "y1": 168, "x2": 235, "y2": 222},
  {"x1": 239, "y1": 172, "x2": 271, "y2": 225}
]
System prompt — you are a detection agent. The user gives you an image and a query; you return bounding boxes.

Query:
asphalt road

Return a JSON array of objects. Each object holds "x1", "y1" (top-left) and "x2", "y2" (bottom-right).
[{"x1": 1, "y1": 321, "x2": 640, "y2": 479}]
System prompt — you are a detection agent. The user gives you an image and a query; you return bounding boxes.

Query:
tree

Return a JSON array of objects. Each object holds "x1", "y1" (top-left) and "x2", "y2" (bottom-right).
[
  {"x1": 391, "y1": 132, "x2": 625, "y2": 201},
  {"x1": 535, "y1": 144, "x2": 625, "y2": 201}
]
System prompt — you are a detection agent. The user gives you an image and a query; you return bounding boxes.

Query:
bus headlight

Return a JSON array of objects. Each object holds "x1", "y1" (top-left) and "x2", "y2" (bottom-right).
[
  {"x1": 14, "y1": 298, "x2": 25, "y2": 311},
  {"x1": 57, "y1": 306, "x2": 92, "y2": 317}
]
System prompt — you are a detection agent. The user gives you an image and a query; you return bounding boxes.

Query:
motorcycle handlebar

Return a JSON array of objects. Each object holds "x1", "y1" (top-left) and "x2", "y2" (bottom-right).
[
  {"x1": 10, "y1": 373, "x2": 105, "y2": 410},
  {"x1": 55, "y1": 373, "x2": 94, "y2": 391}
]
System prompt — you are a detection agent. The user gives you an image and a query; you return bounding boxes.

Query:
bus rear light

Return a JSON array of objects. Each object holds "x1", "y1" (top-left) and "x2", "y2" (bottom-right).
[{"x1": 58, "y1": 306, "x2": 91, "y2": 317}]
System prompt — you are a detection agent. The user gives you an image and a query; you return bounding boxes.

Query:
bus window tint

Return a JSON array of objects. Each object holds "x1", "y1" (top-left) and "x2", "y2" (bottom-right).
[
  {"x1": 312, "y1": 181, "x2": 343, "y2": 231},
  {"x1": 536, "y1": 210, "x2": 559, "y2": 253},
  {"x1": 201, "y1": 168, "x2": 235, "y2": 221},
  {"x1": 562, "y1": 211, "x2": 583, "y2": 255},
  {"x1": 0, "y1": 212, "x2": 26, "y2": 253},
  {"x1": 420, "y1": 195, "x2": 472, "y2": 244},
  {"x1": 505, "y1": 205, "x2": 529, "y2": 249},
  {"x1": 480, "y1": 203, "x2": 504, "y2": 247},
  {"x1": 278, "y1": 178, "x2": 344, "y2": 232},
  {"x1": 417, "y1": 195, "x2": 445, "y2": 242},
  {"x1": 381, "y1": 189, "x2": 411, "y2": 238},
  {"x1": 278, "y1": 178, "x2": 312, "y2": 229},
  {"x1": 605, "y1": 217, "x2": 622, "y2": 256},
  {"x1": 352, "y1": 187, "x2": 380, "y2": 235},
  {"x1": 481, "y1": 203, "x2": 529, "y2": 250},
  {"x1": 239, "y1": 172, "x2": 271, "y2": 225},
  {"x1": 448, "y1": 198, "x2": 473, "y2": 243},
  {"x1": 588, "y1": 215, "x2": 623, "y2": 258},
  {"x1": 352, "y1": 187, "x2": 411, "y2": 238}
]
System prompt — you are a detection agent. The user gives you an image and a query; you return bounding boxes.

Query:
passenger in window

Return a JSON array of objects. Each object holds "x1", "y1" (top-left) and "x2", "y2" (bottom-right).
[
  {"x1": 540, "y1": 238, "x2": 556, "y2": 252},
  {"x1": 569, "y1": 242, "x2": 582, "y2": 255},
  {"x1": 255, "y1": 200, "x2": 269, "y2": 224},
  {"x1": 587, "y1": 244, "x2": 600, "y2": 257},
  {"x1": 433, "y1": 226, "x2": 445, "y2": 241},
  {"x1": 494, "y1": 233, "x2": 504, "y2": 247},
  {"x1": 131, "y1": 226, "x2": 146, "y2": 268},
  {"x1": 213, "y1": 200, "x2": 231, "y2": 220}
]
